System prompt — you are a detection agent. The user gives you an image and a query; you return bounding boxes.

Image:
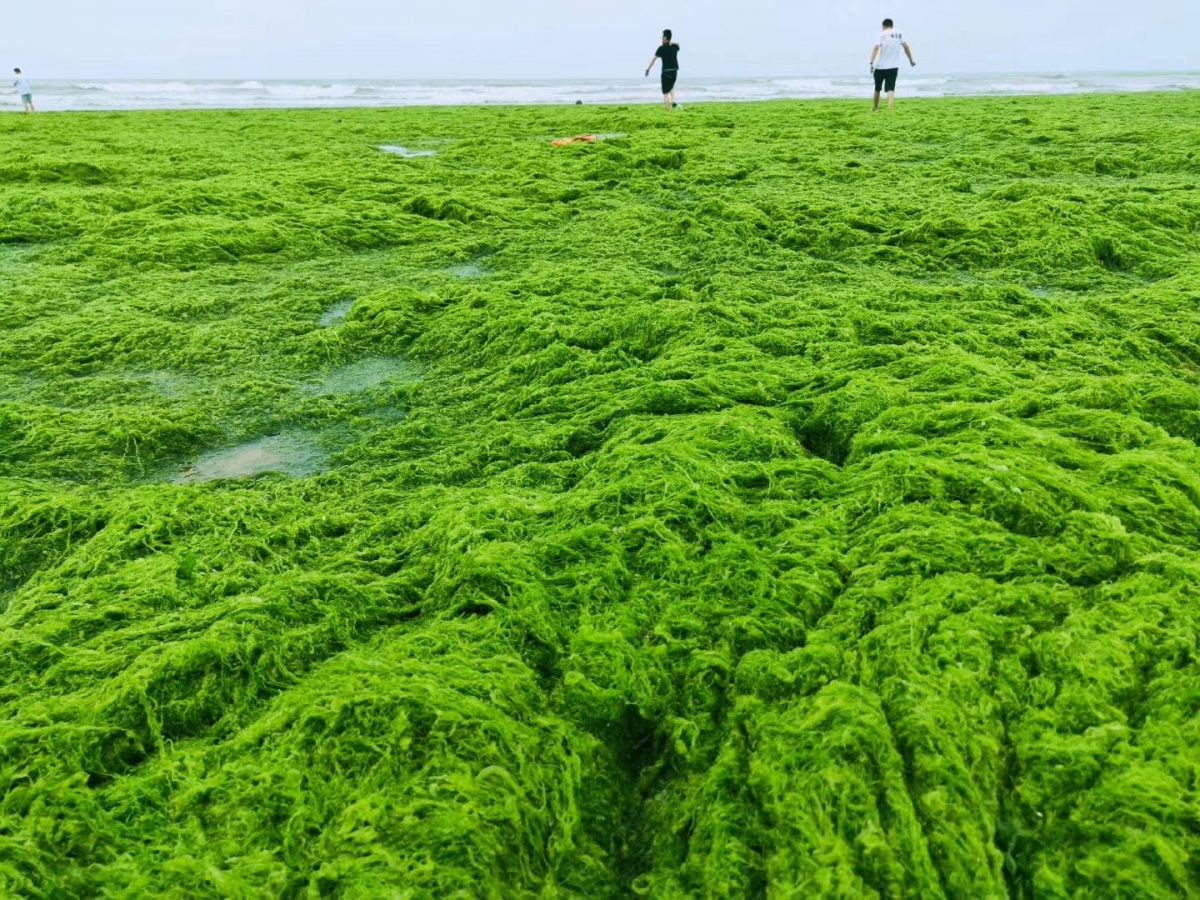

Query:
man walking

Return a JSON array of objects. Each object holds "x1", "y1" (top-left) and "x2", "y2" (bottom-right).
[
  {"x1": 645, "y1": 30, "x2": 681, "y2": 112},
  {"x1": 869, "y1": 19, "x2": 915, "y2": 111},
  {"x1": 13, "y1": 69, "x2": 34, "y2": 112}
]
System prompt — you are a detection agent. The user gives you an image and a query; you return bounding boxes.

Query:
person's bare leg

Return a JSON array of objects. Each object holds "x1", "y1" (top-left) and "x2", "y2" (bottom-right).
[
  {"x1": 887, "y1": 90, "x2": 895, "y2": 109},
  {"x1": 663, "y1": 93, "x2": 671, "y2": 111},
  {"x1": 872, "y1": 90, "x2": 881, "y2": 111}
]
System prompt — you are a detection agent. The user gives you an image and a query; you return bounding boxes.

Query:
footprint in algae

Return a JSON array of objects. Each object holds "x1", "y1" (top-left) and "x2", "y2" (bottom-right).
[{"x1": 176, "y1": 430, "x2": 327, "y2": 484}]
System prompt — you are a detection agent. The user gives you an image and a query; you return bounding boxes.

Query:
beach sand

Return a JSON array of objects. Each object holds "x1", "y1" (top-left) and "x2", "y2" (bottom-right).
[{"x1": 2, "y1": 95, "x2": 1199, "y2": 896}]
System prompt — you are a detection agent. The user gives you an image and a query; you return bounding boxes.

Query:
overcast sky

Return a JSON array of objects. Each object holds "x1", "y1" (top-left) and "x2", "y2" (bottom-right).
[{"x1": 4, "y1": 0, "x2": 1197, "y2": 80}]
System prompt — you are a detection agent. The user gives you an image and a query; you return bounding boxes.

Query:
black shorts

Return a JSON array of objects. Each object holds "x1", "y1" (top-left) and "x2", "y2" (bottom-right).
[
  {"x1": 661, "y1": 69, "x2": 678, "y2": 94},
  {"x1": 874, "y1": 67, "x2": 899, "y2": 92}
]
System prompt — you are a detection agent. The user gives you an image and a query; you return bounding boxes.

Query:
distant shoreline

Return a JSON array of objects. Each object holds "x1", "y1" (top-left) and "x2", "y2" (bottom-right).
[{"x1": 4, "y1": 72, "x2": 1197, "y2": 113}]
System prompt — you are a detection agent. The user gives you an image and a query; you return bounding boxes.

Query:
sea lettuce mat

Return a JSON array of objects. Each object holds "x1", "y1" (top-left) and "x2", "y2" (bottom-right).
[{"x1": 2, "y1": 94, "x2": 1200, "y2": 898}]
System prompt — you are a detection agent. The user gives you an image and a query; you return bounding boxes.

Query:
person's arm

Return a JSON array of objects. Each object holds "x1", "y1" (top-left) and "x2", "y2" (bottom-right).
[
  {"x1": 869, "y1": 44, "x2": 880, "y2": 71},
  {"x1": 645, "y1": 56, "x2": 659, "y2": 77},
  {"x1": 902, "y1": 42, "x2": 916, "y2": 66}
]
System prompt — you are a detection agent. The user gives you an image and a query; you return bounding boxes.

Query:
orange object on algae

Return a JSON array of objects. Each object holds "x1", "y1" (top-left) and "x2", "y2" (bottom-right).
[{"x1": 551, "y1": 134, "x2": 598, "y2": 147}]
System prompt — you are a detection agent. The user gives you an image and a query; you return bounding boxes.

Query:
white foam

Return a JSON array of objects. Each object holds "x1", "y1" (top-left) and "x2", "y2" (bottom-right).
[{"x1": 264, "y1": 83, "x2": 359, "y2": 99}]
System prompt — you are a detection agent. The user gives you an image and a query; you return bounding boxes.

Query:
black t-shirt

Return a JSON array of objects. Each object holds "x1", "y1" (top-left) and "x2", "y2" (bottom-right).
[{"x1": 655, "y1": 43, "x2": 681, "y2": 70}]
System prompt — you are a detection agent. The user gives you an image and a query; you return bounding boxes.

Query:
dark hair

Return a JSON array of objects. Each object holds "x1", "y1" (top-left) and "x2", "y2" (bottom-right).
[
  {"x1": 13, "y1": 68, "x2": 20, "y2": 74},
  {"x1": 882, "y1": 18, "x2": 893, "y2": 28},
  {"x1": 663, "y1": 29, "x2": 672, "y2": 40}
]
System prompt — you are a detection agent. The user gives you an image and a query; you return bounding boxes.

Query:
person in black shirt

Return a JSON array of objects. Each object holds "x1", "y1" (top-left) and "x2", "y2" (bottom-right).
[{"x1": 645, "y1": 29, "x2": 681, "y2": 111}]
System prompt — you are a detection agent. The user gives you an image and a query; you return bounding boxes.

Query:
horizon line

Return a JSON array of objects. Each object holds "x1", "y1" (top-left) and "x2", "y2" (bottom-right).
[{"x1": 24, "y1": 69, "x2": 1200, "y2": 83}]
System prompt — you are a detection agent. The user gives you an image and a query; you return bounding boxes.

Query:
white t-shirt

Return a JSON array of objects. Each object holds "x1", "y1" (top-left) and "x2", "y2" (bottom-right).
[
  {"x1": 875, "y1": 30, "x2": 906, "y2": 69},
  {"x1": 14, "y1": 76, "x2": 31, "y2": 95}
]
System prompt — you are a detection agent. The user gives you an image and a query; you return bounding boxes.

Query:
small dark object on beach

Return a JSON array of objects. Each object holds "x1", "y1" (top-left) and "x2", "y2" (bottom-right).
[{"x1": 575, "y1": 100, "x2": 582, "y2": 105}]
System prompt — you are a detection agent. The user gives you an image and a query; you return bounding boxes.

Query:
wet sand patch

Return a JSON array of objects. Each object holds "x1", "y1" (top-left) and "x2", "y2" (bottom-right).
[
  {"x1": 305, "y1": 356, "x2": 417, "y2": 396},
  {"x1": 144, "y1": 356, "x2": 418, "y2": 485},
  {"x1": 380, "y1": 145, "x2": 437, "y2": 158},
  {"x1": 134, "y1": 370, "x2": 208, "y2": 399},
  {"x1": 0, "y1": 244, "x2": 41, "y2": 269},
  {"x1": 446, "y1": 258, "x2": 493, "y2": 278},
  {"x1": 175, "y1": 430, "x2": 327, "y2": 484},
  {"x1": 0, "y1": 372, "x2": 40, "y2": 400},
  {"x1": 3, "y1": 372, "x2": 200, "y2": 409},
  {"x1": 319, "y1": 298, "x2": 355, "y2": 327}
]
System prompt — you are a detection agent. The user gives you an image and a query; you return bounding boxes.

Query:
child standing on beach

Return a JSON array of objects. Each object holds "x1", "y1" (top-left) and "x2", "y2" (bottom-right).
[
  {"x1": 13, "y1": 69, "x2": 34, "y2": 112},
  {"x1": 645, "y1": 30, "x2": 681, "y2": 112},
  {"x1": 869, "y1": 19, "x2": 915, "y2": 111}
]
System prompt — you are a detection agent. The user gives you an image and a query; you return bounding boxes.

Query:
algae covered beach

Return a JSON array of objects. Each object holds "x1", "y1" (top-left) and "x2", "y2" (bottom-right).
[{"x1": 2, "y1": 94, "x2": 1200, "y2": 896}]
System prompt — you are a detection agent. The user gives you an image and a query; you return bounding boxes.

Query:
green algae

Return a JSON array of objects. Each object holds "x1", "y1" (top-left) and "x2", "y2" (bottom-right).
[{"x1": 2, "y1": 95, "x2": 1200, "y2": 897}]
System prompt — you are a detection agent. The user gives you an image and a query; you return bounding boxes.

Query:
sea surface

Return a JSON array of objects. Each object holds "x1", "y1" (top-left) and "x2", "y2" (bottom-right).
[{"x1": 9, "y1": 72, "x2": 1200, "y2": 111}]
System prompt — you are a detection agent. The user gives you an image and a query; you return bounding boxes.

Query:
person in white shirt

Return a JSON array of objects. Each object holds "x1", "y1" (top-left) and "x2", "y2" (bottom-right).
[
  {"x1": 868, "y1": 19, "x2": 915, "y2": 111},
  {"x1": 13, "y1": 69, "x2": 34, "y2": 112}
]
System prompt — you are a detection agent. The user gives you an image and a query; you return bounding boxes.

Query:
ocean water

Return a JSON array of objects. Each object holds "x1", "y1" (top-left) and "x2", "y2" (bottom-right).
[{"x1": 10, "y1": 72, "x2": 1200, "y2": 111}]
